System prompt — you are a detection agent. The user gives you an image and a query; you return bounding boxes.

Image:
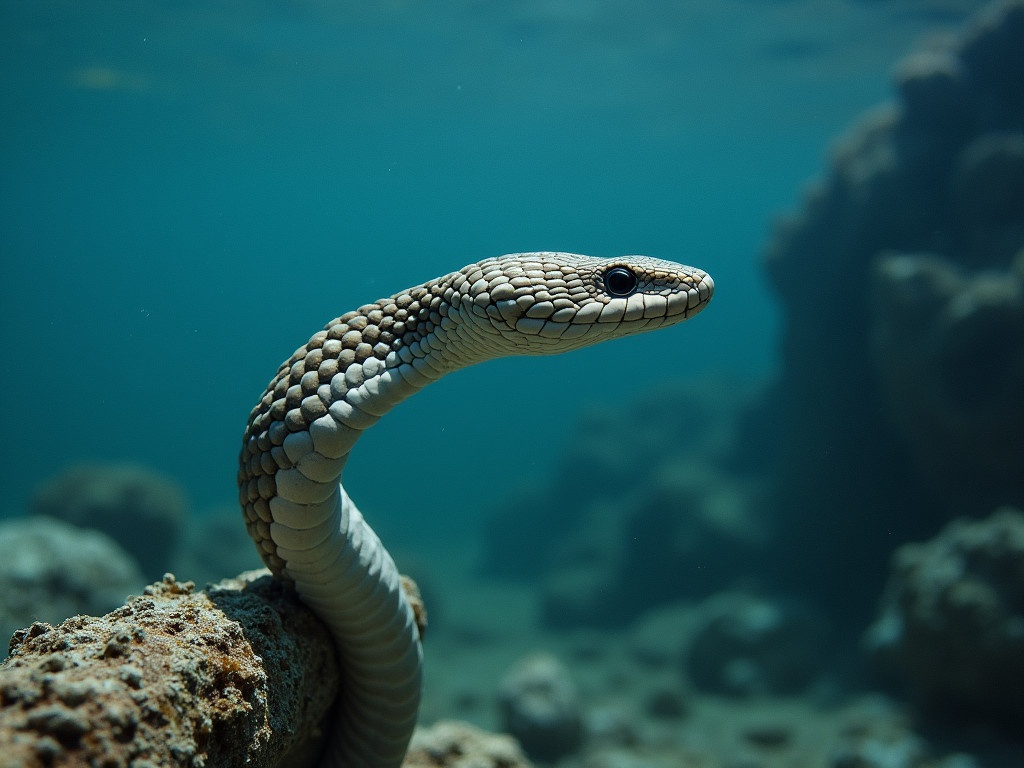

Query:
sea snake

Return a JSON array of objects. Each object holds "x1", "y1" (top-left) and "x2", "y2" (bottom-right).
[{"x1": 238, "y1": 252, "x2": 713, "y2": 767}]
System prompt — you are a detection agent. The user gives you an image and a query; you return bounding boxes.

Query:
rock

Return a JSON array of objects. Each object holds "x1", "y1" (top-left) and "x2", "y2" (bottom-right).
[
  {"x1": 480, "y1": 374, "x2": 764, "y2": 588},
  {"x1": 520, "y1": 378, "x2": 770, "y2": 630},
  {"x1": 538, "y1": 455, "x2": 766, "y2": 630},
  {"x1": 950, "y1": 133, "x2": 1024, "y2": 261},
  {"x1": 0, "y1": 516, "x2": 145, "y2": 656},
  {"x1": 683, "y1": 592, "x2": 826, "y2": 697},
  {"x1": 31, "y1": 463, "x2": 187, "y2": 580},
  {"x1": 754, "y1": 0, "x2": 1024, "y2": 624},
  {"x1": 870, "y1": 251, "x2": 1024, "y2": 517},
  {"x1": 478, "y1": 374, "x2": 774, "y2": 632},
  {"x1": 893, "y1": 44, "x2": 969, "y2": 135},
  {"x1": 0, "y1": 572, "x2": 339, "y2": 768},
  {"x1": 403, "y1": 720, "x2": 533, "y2": 768},
  {"x1": 864, "y1": 507, "x2": 1024, "y2": 729},
  {"x1": 497, "y1": 653, "x2": 583, "y2": 761},
  {"x1": 958, "y1": 0, "x2": 1024, "y2": 127}
]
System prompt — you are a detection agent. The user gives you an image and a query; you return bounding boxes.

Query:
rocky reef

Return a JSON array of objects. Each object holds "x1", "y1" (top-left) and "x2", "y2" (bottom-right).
[
  {"x1": 31, "y1": 463, "x2": 187, "y2": 581},
  {"x1": 480, "y1": 375, "x2": 770, "y2": 630},
  {"x1": 866, "y1": 507, "x2": 1024, "y2": 729},
  {"x1": 870, "y1": 251, "x2": 1024, "y2": 520},
  {"x1": 759, "y1": 0, "x2": 1024, "y2": 621},
  {"x1": 428, "y1": 597, "x2": 966, "y2": 768}
]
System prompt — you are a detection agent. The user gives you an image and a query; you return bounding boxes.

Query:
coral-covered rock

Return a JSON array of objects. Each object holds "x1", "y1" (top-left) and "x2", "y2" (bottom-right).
[
  {"x1": 0, "y1": 516, "x2": 144, "y2": 655},
  {"x1": 404, "y1": 720, "x2": 533, "y2": 768},
  {"x1": 865, "y1": 507, "x2": 1024, "y2": 728},
  {"x1": 31, "y1": 463, "x2": 186, "y2": 580},
  {"x1": 497, "y1": 653, "x2": 583, "y2": 761},
  {"x1": 683, "y1": 592, "x2": 826, "y2": 697}
]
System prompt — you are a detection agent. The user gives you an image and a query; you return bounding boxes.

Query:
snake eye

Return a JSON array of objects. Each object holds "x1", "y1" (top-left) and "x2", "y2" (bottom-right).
[{"x1": 604, "y1": 267, "x2": 638, "y2": 297}]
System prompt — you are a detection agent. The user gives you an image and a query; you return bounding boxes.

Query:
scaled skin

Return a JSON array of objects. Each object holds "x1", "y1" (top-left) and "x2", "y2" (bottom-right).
[{"x1": 238, "y1": 252, "x2": 714, "y2": 767}]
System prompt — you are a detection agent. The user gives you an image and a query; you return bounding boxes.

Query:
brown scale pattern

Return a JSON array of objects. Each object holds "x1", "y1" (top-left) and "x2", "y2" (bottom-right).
[{"x1": 237, "y1": 281, "x2": 451, "y2": 575}]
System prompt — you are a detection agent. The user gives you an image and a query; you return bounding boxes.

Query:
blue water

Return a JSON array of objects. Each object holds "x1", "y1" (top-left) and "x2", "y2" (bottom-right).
[{"x1": 0, "y1": 0, "x2": 978, "y2": 547}]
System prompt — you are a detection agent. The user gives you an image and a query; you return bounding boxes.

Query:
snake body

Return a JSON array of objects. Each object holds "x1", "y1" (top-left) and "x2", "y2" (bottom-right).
[{"x1": 238, "y1": 252, "x2": 713, "y2": 767}]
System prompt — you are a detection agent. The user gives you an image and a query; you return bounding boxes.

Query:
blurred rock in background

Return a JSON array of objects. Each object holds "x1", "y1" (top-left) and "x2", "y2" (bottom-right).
[
  {"x1": 758, "y1": 0, "x2": 1024, "y2": 624},
  {"x1": 30, "y1": 462, "x2": 186, "y2": 581},
  {"x1": 480, "y1": 375, "x2": 771, "y2": 630},
  {"x1": 0, "y1": 516, "x2": 144, "y2": 655},
  {"x1": 865, "y1": 506, "x2": 1024, "y2": 731}
]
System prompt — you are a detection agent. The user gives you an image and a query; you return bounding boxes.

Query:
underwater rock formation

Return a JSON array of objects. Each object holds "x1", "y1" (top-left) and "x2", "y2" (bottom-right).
[
  {"x1": 759, "y1": 0, "x2": 1024, "y2": 620},
  {"x1": 31, "y1": 463, "x2": 187, "y2": 581},
  {"x1": 481, "y1": 376, "x2": 769, "y2": 629},
  {"x1": 683, "y1": 592, "x2": 826, "y2": 698},
  {"x1": 540, "y1": 458, "x2": 766, "y2": 630},
  {"x1": 0, "y1": 516, "x2": 144, "y2": 656},
  {"x1": 404, "y1": 721, "x2": 533, "y2": 768},
  {"x1": 865, "y1": 507, "x2": 1024, "y2": 729},
  {"x1": 871, "y1": 250, "x2": 1024, "y2": 518},
  {"x1": 0, "y1": 573, "x2": 338, "y2": 768},
  {"x1": 498, "y1": 653, "x2": 583, "y2": 762}
]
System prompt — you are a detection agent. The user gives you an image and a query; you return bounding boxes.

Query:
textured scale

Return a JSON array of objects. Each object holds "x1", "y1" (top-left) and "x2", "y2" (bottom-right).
[{"x1": 239, "y1": 252, "x2": 713, "y2": 767}]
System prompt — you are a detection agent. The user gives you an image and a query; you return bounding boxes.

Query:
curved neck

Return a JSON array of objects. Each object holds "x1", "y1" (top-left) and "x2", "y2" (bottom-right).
[
  {"x1": 238, "y1": 277, "x2": 500, "y2": 574},
  {"x1": 317, "y1": 302, "x2": 486, "y2": 462}
]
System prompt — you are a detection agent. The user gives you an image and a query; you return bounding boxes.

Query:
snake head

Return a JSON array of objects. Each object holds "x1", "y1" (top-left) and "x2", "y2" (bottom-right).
[{"x1": 444, "y1": 251, "x2": 714, "y2": 355}]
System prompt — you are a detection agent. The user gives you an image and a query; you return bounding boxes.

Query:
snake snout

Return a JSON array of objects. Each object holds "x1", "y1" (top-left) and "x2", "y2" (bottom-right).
[{"x1": 693, "y1": 271, "x2": 714, "y2": 312}]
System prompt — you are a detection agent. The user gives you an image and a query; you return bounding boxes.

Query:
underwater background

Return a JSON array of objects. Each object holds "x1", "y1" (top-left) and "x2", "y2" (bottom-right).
[
  {"x1": 2, "y1": 0, "x2": 968, "y2": 528},
  {"x1": 3, "y1": 1, "x2": 1023, "y2": 766}
]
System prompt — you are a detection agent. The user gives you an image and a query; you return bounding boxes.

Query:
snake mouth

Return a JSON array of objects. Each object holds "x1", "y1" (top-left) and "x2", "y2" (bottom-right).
[{"x1": 667, "y1": 272, "x2": 714, "y2": 319}]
